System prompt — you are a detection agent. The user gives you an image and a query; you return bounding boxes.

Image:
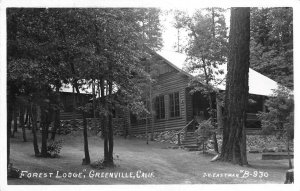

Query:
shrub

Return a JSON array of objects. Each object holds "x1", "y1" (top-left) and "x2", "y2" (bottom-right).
[
  {"x1": 47, "y1": 139, "x2": 63, "y2": 157},
  {"x1": 90, "y1": 153, "x2": 120, "y2": 169},
  {"x1": 257, "y1": 85, "x2": 293, "y2": 138},
  {"x1": 194, "y1": 119, "x2": 214, "y2": 144},
  {"x1": 258, "y1": 86, "x2": 293, "y2": 168},
  {"x1": 7, "y1": 163, "x2": 21, "y2": 179}
]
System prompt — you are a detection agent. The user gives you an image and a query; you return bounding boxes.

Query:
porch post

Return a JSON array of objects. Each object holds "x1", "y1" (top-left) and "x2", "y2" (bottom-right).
[
  {"x1": 126, "y1": 108, "x2": 131, "y2": 137},
  {"x1": 177, "y1": 133, "x2": 181, "y2": 146},
  {"x1": 262, "y1": 96, "x2": 266, "y2": 112}
]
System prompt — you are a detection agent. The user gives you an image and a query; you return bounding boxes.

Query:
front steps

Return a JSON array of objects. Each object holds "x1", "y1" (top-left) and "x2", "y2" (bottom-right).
[
  {"x1": 180, "y1": 132, "x2": 219, "y2": 155},
  {"x1": 180, "y1": 131, "x2": 201, "y2": 151},
  {"x1": 60, "y1": 112, "x2": 82, "y2": 120}
]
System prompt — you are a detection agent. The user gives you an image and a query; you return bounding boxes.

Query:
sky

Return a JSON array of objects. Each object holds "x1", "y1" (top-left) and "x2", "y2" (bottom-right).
[{"x1": 160, "y1": 8, "x2": 230, "y2": 51}]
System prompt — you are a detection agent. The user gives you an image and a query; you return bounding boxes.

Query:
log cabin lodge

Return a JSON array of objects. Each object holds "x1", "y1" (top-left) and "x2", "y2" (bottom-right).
[{"x1": 59, "y1": 50, "x2": 279, "y2": 136}]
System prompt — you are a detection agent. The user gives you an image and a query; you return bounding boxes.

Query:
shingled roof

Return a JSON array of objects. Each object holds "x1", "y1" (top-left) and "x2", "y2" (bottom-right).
[{"x1": 156, "y1": 50, "x2": 279, "y2": 97}]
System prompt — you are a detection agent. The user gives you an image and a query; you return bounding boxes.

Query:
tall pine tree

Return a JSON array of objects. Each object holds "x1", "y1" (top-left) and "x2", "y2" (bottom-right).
[{"x1": 218, "y1": 7, "x2": 250, "y2": 165}]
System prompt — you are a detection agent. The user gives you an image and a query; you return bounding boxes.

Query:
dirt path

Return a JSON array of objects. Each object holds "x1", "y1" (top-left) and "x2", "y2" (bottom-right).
[{"x1": 8, "y1": 130, "x2": 290, "y2": 184}]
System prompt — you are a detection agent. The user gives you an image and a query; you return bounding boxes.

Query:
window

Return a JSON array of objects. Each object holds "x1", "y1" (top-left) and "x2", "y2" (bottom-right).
[
  {"x1": 155, "y1": 95, "x2": 165, "y2": 119},
  {"x1": 112, "y1": 109, "x2": 116, "y2": 118},
  {"x1": 130, "y1": 113, "x2": 138, "y2": 124},
  {"x1": 158, "y1": 64, "x2": 174, "y2": 75},
  {"x1": 145, "y1": 64, "x2": 151, "y2": 73},
  {"x1": 169, "y1": 92, "x2": 180, "y2": 117}
]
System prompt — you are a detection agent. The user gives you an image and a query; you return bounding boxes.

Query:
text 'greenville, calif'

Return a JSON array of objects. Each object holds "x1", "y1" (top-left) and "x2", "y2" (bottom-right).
[{"x1": 20, "y1": 169, "x2": 155, "y2": 179}]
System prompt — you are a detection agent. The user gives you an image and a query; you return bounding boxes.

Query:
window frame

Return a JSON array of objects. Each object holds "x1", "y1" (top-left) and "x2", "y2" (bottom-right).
[
  {"x1": 169, "y1": 92, "x2": 180, "y2": 118},
  {"x1": 155, "y1": 95, "x2": 165, "y2": 120}
]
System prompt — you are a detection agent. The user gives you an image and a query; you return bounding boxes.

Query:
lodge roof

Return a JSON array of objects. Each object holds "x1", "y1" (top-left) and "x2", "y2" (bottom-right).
[{"x1": 156, "y1": 50, "x2": 279, "y2": 97}]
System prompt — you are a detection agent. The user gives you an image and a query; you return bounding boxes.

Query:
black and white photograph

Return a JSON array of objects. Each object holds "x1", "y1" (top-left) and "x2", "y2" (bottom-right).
[{"x1": 1, "y1": 0, "x2": 299, "y2": 190}]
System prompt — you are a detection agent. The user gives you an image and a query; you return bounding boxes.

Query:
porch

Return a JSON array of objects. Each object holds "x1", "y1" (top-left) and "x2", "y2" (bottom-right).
[
  {"x1": 177, "y1": 91, "x2": 266, "y2": 149},
  {"x1": 186, "y1": 91, "x2": 265, "y2": 131}
]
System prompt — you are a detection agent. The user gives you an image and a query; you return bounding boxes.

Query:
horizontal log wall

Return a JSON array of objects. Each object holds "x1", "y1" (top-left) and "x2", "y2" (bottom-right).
[{"x1": 131, "y1": 70, "x2": 191, "y2": 135}]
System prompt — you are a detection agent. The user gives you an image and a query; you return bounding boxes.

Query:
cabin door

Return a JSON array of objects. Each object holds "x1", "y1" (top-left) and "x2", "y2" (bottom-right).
[{"x1": 192, "y1": 92, "x2": 210, "y2": 124}]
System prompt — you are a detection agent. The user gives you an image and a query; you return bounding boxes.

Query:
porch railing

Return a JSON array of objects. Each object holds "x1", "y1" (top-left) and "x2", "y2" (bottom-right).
[
  {"x1": 175, "y1": 119, "x2": 195, "y2": 146},
  {"x1": 246, "y1": 113, "x2": 259, "y2": 121}
]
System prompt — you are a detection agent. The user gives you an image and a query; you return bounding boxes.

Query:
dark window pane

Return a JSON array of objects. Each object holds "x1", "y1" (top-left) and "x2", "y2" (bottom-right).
[
  {"x1": 160, "y1": 96, "x2": 164, "y2": 118},
  {"x1": 155, "y1": 95, "x2": 165, "y2": 119},
  {"x1": 175, "y1": 92, "x2": 180, "y2": 117},
  {"x1": 169, "y1": 93, "x2": 174, "y2": 117},
  {"x1": 130, "y1": 113, "x2": 137, "y2": 124},
  {"x1": 170, "y1": 92, "x2": 180, "y2": 117},
  {"x1": 155, "y1": 97, "x2": 160, "y2": 119}
]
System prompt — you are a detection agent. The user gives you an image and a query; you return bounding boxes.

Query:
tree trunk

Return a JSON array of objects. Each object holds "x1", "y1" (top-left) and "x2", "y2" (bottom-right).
[
  {"x1": 107, "y1": 81, "x2": 114, "y2": 164},
  {"x1": 82, "y1": 110, "x2": 91, "y2": 165},
  {"x1": 107, "y1": 113, "x2": 113, "y2": 163},
  {"x1": 216, "y1": 94, "x2": 223, "y2": 129},
  {"x1": 7, "y1": 100, "x2": 13, "y2": 166},
  {"x1": 219, "y1": 7, "x2": 250, "y2": 165},
  {"x1": 72, "y1": 85, "x2": 76, "y2": 124},
  {"x1": 202, "y1": 60, "x2": 219, "y2": 153},
  {"x1": 20, "y1": 105, "x2": 27, "y2": 142},
  {"x1": 146, "y1": 114, "x2": 149, "y2": 144},
  {"x1": 124, "y1": 108, "x2": 131, "y2": 138},
  {"x1": 97, "y1": 79, "x2": 103, "y2": 136},
  {"x1": 208, "y1": 92, "x2": 218, "y2": 153},
  {"x1": 149, "y1": 84, "x2": 154, "y2": 141},
  {"x1": 287, "y1": 135, "x2": 292, "y2": 169},
  {"x1": 51, "y1": 84, "x2": 61, "y2": 140},
  {"x1": 30, "y1": 103, "x2": 40, "y2": 156},
  {"x1": 92, "y1": 79, "x2": 96, "y2": 118},
  {"x1": 24, "y1": 109, "x2": 29, "y2": 128},
  {"x1": 12, "y1": 104, "x2": 18, "y2": 136},
  {"x1": 41, "y1": 124, "x2": 48, "y2": 157},
  {"x1": 40, "y1": 108, "x2": 49, "y2": 157},
  {"x1": 211, "y1": 8, "x2": 220, "y2": 153},
  {"x1": 212, "y1": 132, "x2": 218, "y2": 153},
  {"x1": 100, "y1": 79, "x2": 109, "y2": 163}
]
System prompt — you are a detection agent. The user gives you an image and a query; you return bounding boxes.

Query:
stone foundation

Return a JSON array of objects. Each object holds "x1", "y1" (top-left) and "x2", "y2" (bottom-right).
[
  {"x1": 200, "y1": 134, "x2": 293, "y2": 153},
  {"x1": 133, "y1": 130, "x2": 294, "y2": 153},
  {"x1": 56, "y1": 118, "x2": 125, "y2": 135},
  {"x1": 246, "y1": 134, "x2": 293, "y2": 152},
  {"x1": 133, "y1": 130, "x2": 184, "y2": 145}
]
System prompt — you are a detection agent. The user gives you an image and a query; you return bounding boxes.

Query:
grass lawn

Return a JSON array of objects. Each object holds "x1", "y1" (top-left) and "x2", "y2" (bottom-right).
[{"x1": 7, "y1": 129, "x2": 291, "y2": 184}]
